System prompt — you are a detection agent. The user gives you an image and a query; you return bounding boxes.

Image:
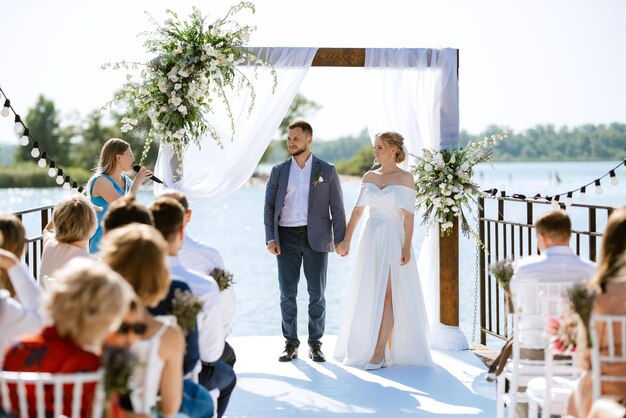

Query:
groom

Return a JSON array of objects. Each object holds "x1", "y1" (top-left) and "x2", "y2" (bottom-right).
[{"x1": 264, "y1": 120, "x2": 346, "y2": 362}]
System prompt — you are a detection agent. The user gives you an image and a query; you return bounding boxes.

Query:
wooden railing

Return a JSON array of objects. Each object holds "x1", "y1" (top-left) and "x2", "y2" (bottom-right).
[
  {"x1": 12, "y1": 204, "x2": 54, "y2": 280},
  {"x1": 477, "y1": 194, "x2": 613, "y2": 344}
]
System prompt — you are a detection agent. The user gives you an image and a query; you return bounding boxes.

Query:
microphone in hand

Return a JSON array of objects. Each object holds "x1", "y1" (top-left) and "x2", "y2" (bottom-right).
[{"x1": 133, "y1": 164, "x2": 163, "y2": 184}]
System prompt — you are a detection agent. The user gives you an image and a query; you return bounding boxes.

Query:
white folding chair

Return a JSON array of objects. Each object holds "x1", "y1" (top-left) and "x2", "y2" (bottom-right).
[
  {"x1": 590, "y1": 314, "x2": 626, "y2": 402},
  {"x1": 0, "y1": 369, "x2": 105, "y2": 418},
  {"x1": 526, "y1": 283, "x2": 581, "y2": 417},
  {"x1": 497, "y1": 281, "x2": 579, "y2": 418}
]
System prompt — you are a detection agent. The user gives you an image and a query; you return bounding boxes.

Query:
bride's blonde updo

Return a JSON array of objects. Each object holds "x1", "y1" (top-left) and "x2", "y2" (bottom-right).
[{"x1": 376, "y1": 131, "x2": 406, "y2": 163}]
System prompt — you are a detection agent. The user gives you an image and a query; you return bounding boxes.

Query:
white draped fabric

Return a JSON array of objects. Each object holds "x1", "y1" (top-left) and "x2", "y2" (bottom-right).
[
  {"x1": 364, "y1": 48, "x2": 468, "y2": 350},
  {"x1": 154, "y1": 47, "x2": 318, "y2": 202}
]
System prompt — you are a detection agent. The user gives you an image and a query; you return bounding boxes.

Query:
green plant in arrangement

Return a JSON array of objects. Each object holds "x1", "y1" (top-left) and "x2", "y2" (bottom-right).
[
  {"x1": 411, "y1": 131, "x2": 508, "y2": 241},
  {"x1": 170, "y1": 288, "x2": 204, "y2": 335},
  {"x1": 102, "y1": 2, "x2": 277, "y2": 169},
  {"x1": 489, "y1": 259, "x2": 515, "y2": 312}
]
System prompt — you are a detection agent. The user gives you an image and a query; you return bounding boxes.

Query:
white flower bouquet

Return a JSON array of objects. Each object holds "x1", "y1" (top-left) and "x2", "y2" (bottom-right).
[
  {"x1": 411, "y1": 131, "x2": 508, "y2": 240},
  {"x1": 103, "y1": 2, "x2": 276, "y2": 167}
]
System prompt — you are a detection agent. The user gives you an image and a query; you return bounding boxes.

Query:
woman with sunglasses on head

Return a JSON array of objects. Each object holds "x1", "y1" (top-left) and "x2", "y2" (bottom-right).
[{"x1": 99, "y1": 223, "x2": 190, "y2": 418}]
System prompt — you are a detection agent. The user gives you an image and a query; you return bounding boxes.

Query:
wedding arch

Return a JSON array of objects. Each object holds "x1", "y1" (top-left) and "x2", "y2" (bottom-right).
[{"x1": 154, "y1": 47, "x2": 468, "y2": 350}]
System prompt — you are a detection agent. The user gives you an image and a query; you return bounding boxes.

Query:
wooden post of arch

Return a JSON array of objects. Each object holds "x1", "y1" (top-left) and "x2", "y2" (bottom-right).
[{"x1": 258, "y1": 47, "x2": 461, "y2": 326}]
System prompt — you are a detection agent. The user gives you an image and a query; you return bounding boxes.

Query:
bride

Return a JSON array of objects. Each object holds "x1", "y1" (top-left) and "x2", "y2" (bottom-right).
[{"x1": 334, "y1": 131, "x2": 433, "y2": 370}]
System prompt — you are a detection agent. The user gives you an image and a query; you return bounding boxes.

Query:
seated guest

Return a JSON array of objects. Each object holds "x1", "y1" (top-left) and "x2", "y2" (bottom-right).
[
  {"x1": 0, "y1": 214, "x2": 44, "y2": 365},
  {"x1": 100, "y1": 224, "x2": 186, "y2": 418},
  {"x1": 2, "y1": 258, "x2": 134, "y2": 418},
  {"x1": 568, "y1": 206, "x2": 626, "y2": 418},
  {"x1": 40, "y1": 194, "x2": 96, "y2": 282},
  {"x1": 509, "y1": 209, "x2": 596, "y2": 418},
  {"x1": 511, "y1": 209, "x2": 596, "y2": 347},
  {"x1": 159, "y1": 190, "x2": 236, "y2": 367},
  {"x1": 102, "y1": 194, "x2": 154, "y2": 233},
  {"x1": 100, "y1": 194, "x2": 200, "y2": 377},
  {"x1": 150, "y1": 197, "x2": 236, "y2": 418}
]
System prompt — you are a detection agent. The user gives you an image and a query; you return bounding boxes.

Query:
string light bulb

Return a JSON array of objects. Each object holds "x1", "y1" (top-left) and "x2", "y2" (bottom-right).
[
  {"x1": 47, "y1": 161, "x2": 56, "y2": 177},
  {"x1": 595, "y1": 179, "x2": 603, "y2": 194},
  {"x1": 55, "y1": 169, "x2": 65, "y2": 185},
  {"x1": 550, "y1": 196, "x2": 559, "y2": 209},
  {"x1": 37, "y1": 152, "x2": 48, "y2": 168},
  {"x1": 14, "y1": 115, "x2": 24, "y2": 135},
  {"x1": 30, "y1": 141, "x2": 40, "y2": 158},
  {"x1": 579, "y1": 186, "x2": 586, "y2": 201},
  {"x1": 0, "y1": 99, "x2": 9, "y2": 117},
  {"x1": 610, "y1": 170, "x2": 618, "y2": 186},
  {"x1": 62, "y1": 176, "x2": 71, "y2": 191},
  {"x1": 72, "y1": 181, "x2": 78, "y2": 190},
  {"x1": 565, "y1": 192, "x2": 573, "y2": 207},
  {"x1": 19, "y1": 128, "x2": 30, "y2": 146}
]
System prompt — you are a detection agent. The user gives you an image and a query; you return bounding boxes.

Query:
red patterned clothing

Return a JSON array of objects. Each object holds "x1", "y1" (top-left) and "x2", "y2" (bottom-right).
[{"x1": 2, "y1": 326, "x2": 101, "y2": 418}]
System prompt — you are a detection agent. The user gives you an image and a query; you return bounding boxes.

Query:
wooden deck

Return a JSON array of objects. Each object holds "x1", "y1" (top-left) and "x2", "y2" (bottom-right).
[{"x1": 226, "y1": 335, "x2": 496, "y2": 417}]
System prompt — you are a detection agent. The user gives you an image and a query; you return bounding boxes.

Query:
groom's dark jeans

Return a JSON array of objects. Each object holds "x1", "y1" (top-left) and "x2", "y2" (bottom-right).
[{"x1": 277, "y1": 226, "x2": 328, "y2": 348}]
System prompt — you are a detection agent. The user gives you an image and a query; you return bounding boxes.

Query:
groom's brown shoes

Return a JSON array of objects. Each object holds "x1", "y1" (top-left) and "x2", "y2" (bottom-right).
[
  {"x1": 309, "y1": 344, "x2": 326, "y2": 362},
  {"x1": 278, "y1": 344, "x2": 298, "y2": 362}
]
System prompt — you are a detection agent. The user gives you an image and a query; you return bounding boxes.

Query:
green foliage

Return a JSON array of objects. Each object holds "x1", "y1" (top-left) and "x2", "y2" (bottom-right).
[
  {"x1": 0, "y1": 163, "x2": 91, "y2": 188},
  {"x1": 335, "y1": 143, "x2": 375, "y2": 176},
  {"x1": 460, "y1": 123, "x2": 626, "y2": 161},
  {"x1": 15, "y1": 95, "x2": 72, "y2": 166}
]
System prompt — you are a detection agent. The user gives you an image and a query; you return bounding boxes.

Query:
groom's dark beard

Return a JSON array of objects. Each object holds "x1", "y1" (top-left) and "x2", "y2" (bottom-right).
[{"x1": 290, "y1": 147, "x2": 306, "y2": 156}]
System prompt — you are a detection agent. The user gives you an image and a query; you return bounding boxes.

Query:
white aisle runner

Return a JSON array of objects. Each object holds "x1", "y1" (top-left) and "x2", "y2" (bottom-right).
[{"x1": 226, "y1": 335, "x2": 496, "y2": 417}]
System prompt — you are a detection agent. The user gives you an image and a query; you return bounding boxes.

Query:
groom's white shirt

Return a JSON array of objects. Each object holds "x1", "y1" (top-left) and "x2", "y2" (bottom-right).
[{"x1": 279, "y1": 155, "x2": 312, "y2": 227}]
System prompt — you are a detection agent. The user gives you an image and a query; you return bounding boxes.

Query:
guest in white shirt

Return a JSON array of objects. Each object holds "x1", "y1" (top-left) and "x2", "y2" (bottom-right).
[
  {"x1": 0, "y1": 214, "x2": 44, "y2": 364},
  {"x1": 0, "y1": 248, "x2": 44, "y2": 366},
  {"x1": 159, "y1": 190, "x2": 236, "y2": 367},
  {"x1": 40, "y1": 194, "x2": 96, "y2": 283},
  {"x1": 509, "y1": 209, "x2": 596, "y2": 418},
  {"x1": 150, "y1": 196, "x2": 236, "y2": 418}
]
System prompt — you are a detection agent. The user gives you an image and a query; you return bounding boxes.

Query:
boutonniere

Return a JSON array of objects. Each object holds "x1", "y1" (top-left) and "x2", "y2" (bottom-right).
[{"x1": 313, "y1": 171, "x2": 324, "y2": 186}]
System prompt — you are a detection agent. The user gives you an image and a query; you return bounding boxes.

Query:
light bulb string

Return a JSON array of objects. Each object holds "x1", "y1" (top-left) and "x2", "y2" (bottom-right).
[
  {"x1": 0, "y1": 85, "x2": 84, "y2": 193},
  {"x1": 483, "y1": 158, "x2": 625, "y2": 201}
]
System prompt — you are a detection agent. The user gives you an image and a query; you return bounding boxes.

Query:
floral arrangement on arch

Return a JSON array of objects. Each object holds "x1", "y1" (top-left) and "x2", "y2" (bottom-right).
[
  {"x1": 411, "y1": 131, "x2": 508, "y2": 240},
  {"x1": 102, "y1": 2, "x2": 276, "y2": 168}
]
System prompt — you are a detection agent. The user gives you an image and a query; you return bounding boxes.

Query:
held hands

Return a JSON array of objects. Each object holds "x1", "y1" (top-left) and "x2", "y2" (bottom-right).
[
  {"x1": 0, "y1": 248, "x2": 19, "y2": 270},
  {"x1": 267, "y1": 240, "x2": 281, "y2": 256},
  {"x1": 400, "y1": 246, "x2": 411, "y2": 266},
  {"x1": 336, "y1": 241, "x2": 350, "y2": 257}
]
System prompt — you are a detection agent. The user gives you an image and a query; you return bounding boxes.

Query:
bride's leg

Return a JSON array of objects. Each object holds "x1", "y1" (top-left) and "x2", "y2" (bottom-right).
[{"x1": 369, "y1": 273, "x2": 394, "y2": 364}]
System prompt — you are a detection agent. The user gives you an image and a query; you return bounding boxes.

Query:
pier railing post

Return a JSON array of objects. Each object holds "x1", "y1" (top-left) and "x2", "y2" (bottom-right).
[{"x1": 439, "y1": 218, "x2": 459, "y2": 326}]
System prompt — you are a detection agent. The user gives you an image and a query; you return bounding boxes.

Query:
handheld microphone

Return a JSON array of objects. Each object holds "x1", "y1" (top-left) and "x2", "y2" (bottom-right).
[{"x1": 133, "y1": 164, "x2": 163, "y2": 184}]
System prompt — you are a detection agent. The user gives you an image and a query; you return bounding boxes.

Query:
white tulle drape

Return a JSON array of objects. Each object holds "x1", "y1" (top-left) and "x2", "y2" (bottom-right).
[
  {"x1": 365, "y1": 48, "x2": 468, "y2": 350},
  {"x1": 154, "y1": 47, "x2": 318, "y2": 202}
]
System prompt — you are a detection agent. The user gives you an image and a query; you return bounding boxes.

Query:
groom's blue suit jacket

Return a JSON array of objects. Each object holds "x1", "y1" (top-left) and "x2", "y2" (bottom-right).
[{"x1": 264, "y1": 154, "x2": 346, "y2": 252}]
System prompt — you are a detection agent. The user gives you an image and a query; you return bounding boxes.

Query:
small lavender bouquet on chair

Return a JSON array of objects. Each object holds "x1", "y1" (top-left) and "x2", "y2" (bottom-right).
[
  {"x1": 568, "y1": 283, "x2": 597, "y2": 348},
  {"x1": 170, "y1": 289, "x2": 204, "y2": 335},
  {"x1": 102, "y1": 346, "x2": 138, "y2": 398},
  {"x1": 489, "y1": 259, "x2": 515, "y2": 313},
  {"x1": 211, "y1": 268, "x2": 235, "y2": 292}
]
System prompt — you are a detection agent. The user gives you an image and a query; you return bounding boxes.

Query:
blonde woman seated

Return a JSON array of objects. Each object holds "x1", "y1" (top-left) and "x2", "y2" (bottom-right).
[
  {"x1": 568, "y1": 206, "x2": 626, "y2": 417},
  {"x1": 100, "y1": 223, "x2": 186, "y2": 418},
  {"x1": 40, "y1": 194, "x2": 97, "y2": 283},
  {"x1": 2, "y1": 258, "x2": 134, "y2": 418},
  {"x1": 0, "y1": 214, "x2": 44, "y2": 365}
]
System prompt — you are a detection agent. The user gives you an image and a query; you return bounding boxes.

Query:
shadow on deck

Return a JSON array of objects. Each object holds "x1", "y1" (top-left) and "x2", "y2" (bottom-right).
[{"x1": 227, "y1": 335, "x2": 496, "y2": 417}]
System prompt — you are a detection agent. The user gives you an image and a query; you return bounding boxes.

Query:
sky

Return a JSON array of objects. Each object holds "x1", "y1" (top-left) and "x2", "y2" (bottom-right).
[{"x1": 0, "y1": 0, "x2": 625, "y2": 144}]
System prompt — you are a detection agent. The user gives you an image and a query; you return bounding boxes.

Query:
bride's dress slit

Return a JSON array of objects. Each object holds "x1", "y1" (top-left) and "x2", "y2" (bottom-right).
[{"x1": 371, "y1": 272, "x2": 394, "y2": 364}]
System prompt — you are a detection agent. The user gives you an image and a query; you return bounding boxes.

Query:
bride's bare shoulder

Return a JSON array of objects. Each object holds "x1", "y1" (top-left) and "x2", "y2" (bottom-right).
[
  {"x1": 362, "y1": 171, "x2": 377, "y2": 183},
  {"x1": 399, "y1": 170, "x2": 415, "y2": 188}
]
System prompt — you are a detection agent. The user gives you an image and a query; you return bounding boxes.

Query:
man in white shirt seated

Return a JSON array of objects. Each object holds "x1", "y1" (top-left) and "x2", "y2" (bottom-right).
[
  {"x1": 150, "y1": 196, "x2": 236, "y2": 418},
  {"x1": 509, "y1": 209, "x2": 596, "y2": 418},
  {"x1": 159, "y1": 190, "x2": 236, "y2": 367},
  {"x1": 511, "y1": 209, "x2": 596, "y2": 346}
]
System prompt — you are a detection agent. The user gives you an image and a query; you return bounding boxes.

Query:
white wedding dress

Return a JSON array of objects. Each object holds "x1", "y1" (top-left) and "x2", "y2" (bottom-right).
[{"x1": 334, "y1": 183, "x2": 433, "y2": 366}]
